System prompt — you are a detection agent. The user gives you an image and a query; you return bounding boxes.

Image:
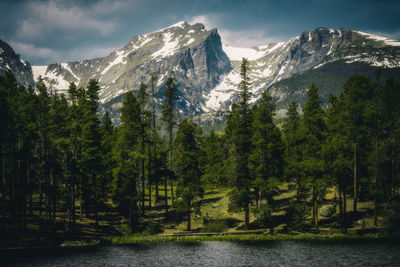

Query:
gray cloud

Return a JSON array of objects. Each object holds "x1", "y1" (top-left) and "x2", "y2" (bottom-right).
[{"x1": 1, "y1": 0, "x2": 399, "y2": 65}]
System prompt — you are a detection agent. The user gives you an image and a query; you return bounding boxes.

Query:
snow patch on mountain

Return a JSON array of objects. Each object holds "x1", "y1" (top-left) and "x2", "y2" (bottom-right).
[
  {"x1": 32, "y1": 65, "x2": 47, "y2": 81},
  {"x1": 45, "y1": 69, "x2": 70, "y2": 90},
  {"x1": 101, "y1": 50, "x2": 127, "y2": 75},
  {"x1": 152, "y1": 32, "x2": 180, "y2": 60},
  {"x1": 203, "y1": 70, "x2": 241, "y2": 111},
  {"x1": 261, "y1": 42, "x2": 285, "y2": 54},
  {"x1": 222, "y1": 44, "x2": 265, "y2": 61},
  {"x1": 354, "y1": 31, "x2": 400, "y2": 47},
  {"x1": 61, "y1": 63, "x2": 80, "y2": 82}
]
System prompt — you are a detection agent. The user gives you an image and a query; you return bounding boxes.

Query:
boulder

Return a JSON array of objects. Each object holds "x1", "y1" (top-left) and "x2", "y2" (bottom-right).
[{"x1": 319, "y1": 205, "x2": 336, "y2": 217}]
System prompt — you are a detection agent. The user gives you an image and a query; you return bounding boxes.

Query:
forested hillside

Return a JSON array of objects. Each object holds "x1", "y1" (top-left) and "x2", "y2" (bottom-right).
[{"x1": 1, "y1": 59, "x2": 400, "y2": 247}]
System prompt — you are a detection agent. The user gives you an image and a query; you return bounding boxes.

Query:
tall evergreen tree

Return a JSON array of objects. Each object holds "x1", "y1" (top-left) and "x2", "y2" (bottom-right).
[
  {"x1": 99, "y1": 112, "x2": 114, "y2": 205},
  {"x1": 283, "y1": 101, "x2": 304, "y2": 200},
  {"x1": 148, "y1": 73, "x2": 159, "y2": 204},
  {"x1": 174, "y1": 119, "x2": 203, "y2": 230},
  {"x1": 80, "y1": 79, "x2": 103, "y2": 225},
  {"x1": 161, "y1": 77, "x2": 177, "y2": 213},
  {"x1": 250, "y1": 91, "x2": 284, "y2": 234},
  {"x1": 112, "y1": 92, "x2": 141, "y2": 228},
  {"x1": 226, "y1": 58, "x2": 253, "y2": 229},
  {"x1": 201, "y1": 132, "x2": 229, "y2": 188},
  {"x1": 137, "y1": 82, "x2": 150, "y2": 214},
  {"x1": 301, "y1": 84, "x2": 326, "y2": 228},
  {"x1": 323, "y1": 94, "x2": 352, "y2": 233},
  {"x1": 341, "y1": 75, "x2": 374, "y2": 213}
]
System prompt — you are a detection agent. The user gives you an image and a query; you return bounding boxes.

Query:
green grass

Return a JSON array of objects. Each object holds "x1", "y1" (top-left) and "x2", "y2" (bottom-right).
[
  {"x1": 60, "y1": 239, "x2": 101, "y2": 247},
  {"x1": 111, "y1": 233, "x2": 380, "y2": 244}
]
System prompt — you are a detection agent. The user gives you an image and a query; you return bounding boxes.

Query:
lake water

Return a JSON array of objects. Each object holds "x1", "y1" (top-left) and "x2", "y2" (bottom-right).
[{"x1": 3, "y1": 240, "x2": 400, "y2": 266}]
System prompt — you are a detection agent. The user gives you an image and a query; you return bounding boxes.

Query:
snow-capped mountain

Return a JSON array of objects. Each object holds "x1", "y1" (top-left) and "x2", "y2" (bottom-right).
[
  {"x1": 1, "y1": 22, "x2": 400, "y2": 123},
  {"x1": 0, "y1": 39, "x2": 35, "y2": 88},
  {"x1": 32, "y1": 21, "x2": 231, "y2": 122},
  {"x1": 205, "y1": 27, "x2": 400, "y2": 116}
]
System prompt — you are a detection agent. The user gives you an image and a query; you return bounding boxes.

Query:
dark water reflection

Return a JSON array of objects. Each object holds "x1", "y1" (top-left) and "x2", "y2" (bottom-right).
[{"x1": 3, "y1": 240, "x2": 400, "y2": 266}]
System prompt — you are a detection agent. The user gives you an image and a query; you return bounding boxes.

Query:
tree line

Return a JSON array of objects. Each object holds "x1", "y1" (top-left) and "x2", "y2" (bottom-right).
[{"x1": 0, "y1": 57, "x2": 399, "y2": 237}]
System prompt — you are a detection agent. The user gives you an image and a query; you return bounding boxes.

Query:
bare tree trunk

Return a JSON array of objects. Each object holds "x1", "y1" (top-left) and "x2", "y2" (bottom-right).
[
  {"x1": 255, "y1": 191, "x2": 260, "y2": 208},
  {"x1": 373, "y1": 197, "x2": 378, "y2": 226},
  {"x1": 148, "y1": 143, "x2": 152, "y2": 209},
  {"x1": 313, "y1": 188, "x2": 318, "y2": 229},
  {"x1": 79, "y1": 186, "x2": 83, "y2": 221},
  {"x1": 164, "y1": 176, "x2": 168, "y2": 216},
  {"x1": 141, "y1": 158, "x2": 145, "y2": 215},
  {"x1": 353, "y1": 143, "x2": 358, "y2": 213},
  {"x1": 339, "y1": 186, "x2": 343, "y2": 233},
  {"x1": 52, "y1": 163, "x2": 57, "y2": 236},
  {"x1": 169, "y1": 127, "x2": 174, "y2": 207},
  {"x1": 269, "y1": 209, "x2": 274, "y2": 235},
  {"x1": 244, "y1": 202, "x2": 249, "y2": 229},
  {"x1": 39, "y1": 170, "x2": 43, "y2": 229},
  {"x1": 94, "y1": 172, "x2": 98, "y2": 227},
  {"x1": 170, "y1": 178, "x2": 174, "y2": 207},
  {"x1": 392, "y1": 149, "x2": 396, "y2": 198},
  {"x1": 155, "y1": 182, "x2": 159, "y2": 203},
  {"x1": 343, "y1": 192, "x2": 347, "y2": 234},
  {"x1": 1, "y1": 145, "x2": 6, "y2": 229},
  {"x1": 129, "y1": 205, "x2": 132, "y2": 228},
  {"x1": 187, "y1": 201, "x2": 191, "y2": 231}
]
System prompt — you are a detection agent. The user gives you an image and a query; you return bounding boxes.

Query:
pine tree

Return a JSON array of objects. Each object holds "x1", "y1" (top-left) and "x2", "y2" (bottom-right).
[
  {"x1": 226, "y1": 58, "x2": 253, "y2": 229},
  {"x1": 301, "y1": 84, "x2": 326, "y2": 228},
  {"x1": 80, "y1": 79, "x2": 103, "y2": 226},
  {"x1": 201, "y1": 132, "x2": 229, "y2": 188},
  {"x1": 283, "y1": 101, "x2": 303, "y2": 200},
  {"x1": 161, "y1": 77, "x2": 177, "y2": 213},
  {"x1": 250, "y1": 91, "x2": 284, "y2": 234},
  {"x1": 112, "y1": 92, "x2": 141, "y2": 228},
  {"x1": 341, "y1": 75, "x2": 374, "y2": 213},
  {"x1": 323, "y1": 94, "x2": 352, "y2": 233},
  {"x1": 174, "y1": 119, "x2": 203, "y2": 230},
  {"x1": 36, "y1": 77, "x2": 51, "y2": 230},
  {"x1": 148, "y1": 73, "x2": 159, "y2": 204},
  {"x1": 99, "y1": 112, "x2": 114, "y2": 205},
  {"x1": 66, "y1": 82, "x2": 81, "y2": 226},
  {"x1": 137, "y1": 82, "x2": 150, "y2": 214}
]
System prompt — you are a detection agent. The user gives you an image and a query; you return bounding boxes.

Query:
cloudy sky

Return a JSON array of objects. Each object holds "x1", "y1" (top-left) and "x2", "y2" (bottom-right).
[{"x1": 1, "y1": 0, "x2": 399, "y2": 65}]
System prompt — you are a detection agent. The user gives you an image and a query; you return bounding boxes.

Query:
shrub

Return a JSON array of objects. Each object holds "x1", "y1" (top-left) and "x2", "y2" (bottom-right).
[
  {"x1": 381, "y1": 198, "x2": 400, "y2": 239},
  {"x1": 118, "y1": 224, "x2": 133, "y2": 236},
  {"x1": 253, "y1": 205, "x2": 273, "y2": 229},
  {"x1": 143, "y1": 221, "x2": 163, "y2": 235},
  {"x1": 286, "y1": 202, "x2": 310, "y2": 232},
  {"x1": 201, "y1": 220, "x2": 227, "y2": 233}
]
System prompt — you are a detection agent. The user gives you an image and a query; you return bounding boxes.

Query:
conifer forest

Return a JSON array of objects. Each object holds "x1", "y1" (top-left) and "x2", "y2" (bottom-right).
[{"x1": 1, "y1": 58, "x2": 400, "y2": 247}]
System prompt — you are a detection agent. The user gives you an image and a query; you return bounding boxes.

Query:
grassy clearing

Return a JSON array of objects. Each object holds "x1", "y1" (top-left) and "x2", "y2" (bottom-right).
[{"x1": 140, "y1": 182, "x2": 379, "y2": 236}]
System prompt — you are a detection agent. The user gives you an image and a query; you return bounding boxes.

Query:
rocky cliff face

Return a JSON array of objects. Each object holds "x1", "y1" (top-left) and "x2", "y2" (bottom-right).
[
  {"x1": 31, "y1": 22, "x2": 232, "y2": 122},
  {"x1": 0, "y1": 39, "x2": 35, "y2": 88},
  {"x1": 203, "y1": 27, "x2": 400, "y2": 118},
  {"x1": 2, "y1": 22, "x2": 399, "y2": 123}
]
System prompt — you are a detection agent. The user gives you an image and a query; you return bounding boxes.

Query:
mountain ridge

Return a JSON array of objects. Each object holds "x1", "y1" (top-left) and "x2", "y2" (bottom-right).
[{"x1": 1, "y1": 22, "x2": 400, "y2": 123}]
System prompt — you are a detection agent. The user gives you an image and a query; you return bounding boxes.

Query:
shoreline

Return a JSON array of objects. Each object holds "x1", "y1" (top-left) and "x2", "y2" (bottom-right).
[
  {"x1": 3, "y1": 231, "x2": 399, "y2": 251},
  {"x1": 110, "y1": 232, "x2": 382, "y2": 245}
]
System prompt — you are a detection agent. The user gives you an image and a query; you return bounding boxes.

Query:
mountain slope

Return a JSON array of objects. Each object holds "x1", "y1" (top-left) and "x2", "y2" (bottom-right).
[
  {"x1": 0, "y1": 39, "x2": 34, "y2": 88},
  {"x1": 3, "y1": 23, "x2": 397, "y2": 123},
  {"x1": 32, "y1": 22, "x2": 231, "y2": 122},
  {"x1": 203, "y1": 27, "x2": 400, "y2": 115}
]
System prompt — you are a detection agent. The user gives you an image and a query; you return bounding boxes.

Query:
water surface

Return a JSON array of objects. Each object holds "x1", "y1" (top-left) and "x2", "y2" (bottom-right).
[{"x1": 3, "y1": 240, "x2": 400, "y2": 266}]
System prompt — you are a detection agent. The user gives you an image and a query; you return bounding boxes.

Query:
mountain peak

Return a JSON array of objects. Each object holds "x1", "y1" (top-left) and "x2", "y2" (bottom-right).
[
  {"x1": 168, "y1": 21, "x2": 187, "y2": 29},
  {"x1": 0, "y1": 39, "x2": 34, "y2": 87},
  {"x1": 2, "y1": 25, "x2": 398, "y2": 125}
]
